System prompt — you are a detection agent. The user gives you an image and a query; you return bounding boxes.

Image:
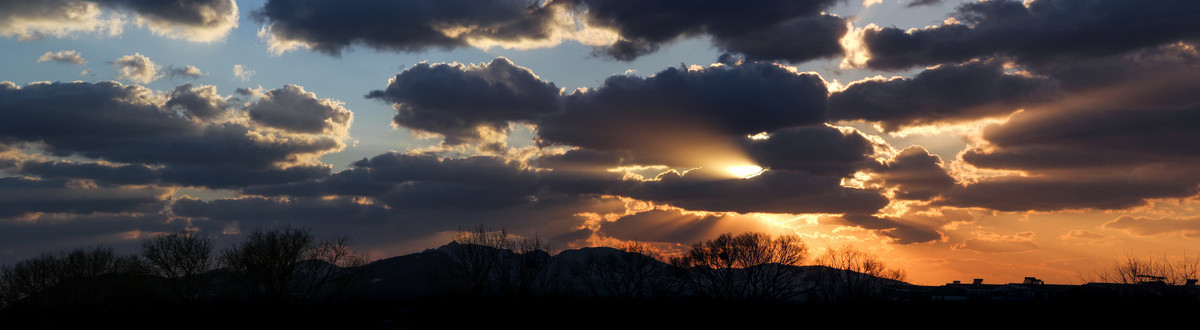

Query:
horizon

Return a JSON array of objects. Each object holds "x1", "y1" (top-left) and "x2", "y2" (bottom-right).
[{"x1": 3, "y1": 0, "x2": 1200, "y2": 286}]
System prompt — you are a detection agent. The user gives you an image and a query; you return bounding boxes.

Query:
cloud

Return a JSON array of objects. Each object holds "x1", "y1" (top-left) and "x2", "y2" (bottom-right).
[
  {"x1": 1103, "y1": 216, "x2": 1200, "y2": 238},
  {"x1": 538, "y1": 61, "x2": 830, "y2": 167},
  {"x1": 828, "y1": 214, "x2": 945, "y2": 244},
  {"x1": 0, "y1": 177, "x2": 169, "y2": 219},
  {"x1": 0, "y1": 0, "x2": 122, "y2": 40},
  {"x1": 0, "y1": 0, "x2": 238, "y2": 42},
  {"x1": 233, "y1": 64, "x2": 255, "y2": 81},
  {"x1": 907, "y1": 0, "x2": 942, "y2": 7},
  {"x1": 855, "y1": 0, "x2": 1200, "y2": 70},
  {"x1": 367, "y1": 57, "x2": 561, "y2": 145},
  {"x1": 0, "y1": 81, "x2": 347, "y2": 189},
  {"x1": 37, "y1": 50, "x2": 89, "y2": 65},
  {"x1": 113, "y1": 53, "x2": 162, "y2": 83},
  {"x1": 165, "y1": 83, "x2": 229, "y2": 119},
  {"x1": 828, "y1": 59, "x2": 1062, "y2": 131},
  {"x1": 569, "y1": 0, "x2": 847, "y2": 62},
  {"x1": 953, "y1": 231, "x2": 1039, "y2": 253},
  {"x1": 168, "y1": 65, "x2": 206, "y2": 79},
  {"x1": 97, "y1": 0, "x2": 239, "y2": 42},
  {"x1": 248, "y1": 84, "x2": 354, "y2": 135}
]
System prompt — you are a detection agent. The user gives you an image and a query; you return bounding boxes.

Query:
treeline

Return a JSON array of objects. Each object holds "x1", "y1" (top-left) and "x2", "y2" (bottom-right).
[
  {"x1": 0, "y1": 227, "x2": 367, "y2": 318},
  {"x1": 0, "y1": 226, "x2": 911, "y2": 326}
]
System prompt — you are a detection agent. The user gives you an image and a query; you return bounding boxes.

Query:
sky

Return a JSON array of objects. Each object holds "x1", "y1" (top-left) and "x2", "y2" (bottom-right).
[{"x1": 2, "y1": 0, "x2": 1199, "y2": 285}]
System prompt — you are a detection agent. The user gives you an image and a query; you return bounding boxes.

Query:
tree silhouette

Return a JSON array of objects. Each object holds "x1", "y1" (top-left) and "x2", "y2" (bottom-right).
[
  {"x1": 571, "y1": 242, "x2": 677, "y2": 301},
  {"x1": 220, "y1": 226, "x2": 367, "y2": 303},
  {"x1": 140, "y1": 231, "x2": 215, "y2": 303},
  {"x1": 1091, "y1": 252, "x2": 1200, "y2": 285},
  {"x1": 0, "y1": 247, "x2": 139, "y2": 310},
  {"x1": 443, "y1": 225, "x2": 558, "y2": 299},
  {"x1": 670, "y1": 232, "x2": 810, "y2": 302},
  {"x1": 812, "y1": 245, "x2": 907, "y2": 303}
]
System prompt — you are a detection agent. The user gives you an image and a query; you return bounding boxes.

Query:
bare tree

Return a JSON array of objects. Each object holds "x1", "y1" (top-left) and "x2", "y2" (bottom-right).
[
  {"x1": 1091, "y1": 252, "x2": 1200, "y2": 285},
  {"x1": 812, "y1": 245, "x2": 908, "y2": 303},
  {"x1": 220, "y1": 226, "x2": 367, "y2": 303},
  {"x1": 294, "y1": 236, "x2": 370, "y2": 301},
  {"x1": 443, "y1": 225, "x2": 512, "y2": 296},
  {"x1": 670, "y1": 232, "x2": 810, "y2": 302},
  {"x1": 141, "y1": 232, "x2": 215, "y2": 303}
]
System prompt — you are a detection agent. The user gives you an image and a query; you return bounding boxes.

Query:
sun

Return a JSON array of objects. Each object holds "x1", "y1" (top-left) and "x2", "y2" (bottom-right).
[{"x1": 727, "y1": 165, "x2": 765, "y2": 179}]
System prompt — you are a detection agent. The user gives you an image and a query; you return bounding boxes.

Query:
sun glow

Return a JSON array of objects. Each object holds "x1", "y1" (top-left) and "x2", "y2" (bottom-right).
[{"x1": 727, "y1": 165, "x2": 765, "y2": 179}]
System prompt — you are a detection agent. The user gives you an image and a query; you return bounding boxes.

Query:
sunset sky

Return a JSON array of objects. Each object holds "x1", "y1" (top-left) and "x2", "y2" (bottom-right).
[{"x1": 2, "y1": 0, "x2": 1199, "y2": 285}]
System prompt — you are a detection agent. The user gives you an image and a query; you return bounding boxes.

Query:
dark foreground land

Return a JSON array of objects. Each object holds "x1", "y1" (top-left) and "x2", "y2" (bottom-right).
[{"x1": 3, "y1": 297, "x2": 1197, "y2": 329}]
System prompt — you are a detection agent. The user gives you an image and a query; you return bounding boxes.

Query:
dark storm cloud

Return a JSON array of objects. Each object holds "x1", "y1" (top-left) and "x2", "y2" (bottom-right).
[
  {"x1": 256, "y1": 0, "x2": 847, "y2": 62},
  {"x1": 367, "y1": 58, "x2": 561, "y2": 145},
  {"x1": 171, "y1": 196, "x2": 390, "y2": 227},
  {"x1": 568, "y1": 0, "x2": 846, "y2": 62},
  {"x1": 244, "y1": 152, "x2": 540, "y2": 211},
  {"x1": 0, "y1": 177, "x2": 169, "y2": 219},
  {"x1": 740, "y1": 125, "x2": 877, "y2": 177},
  {"x1": 620, "y1": 168, "x2": 888, "y2": 215},
  {"x1": 7, "y1": 160, "x2": 159, "y2": 186},
  {"x1": 531, "y1": 148, "x2": 631, "y2": 171},
  {"x1": 874, "y1": 146, "x2": 956, "y2": 201},
  {"x1": 707, "y1": 14, "x2": 847, "y2": 64},
  {"x1": 858, "y1": 0, "x2": 1200, "y2": 70},
  {"x1": 828, "y1": 59, "x2": 1061, "y2": 131},
  {"x1": 830, "y1": 214, "x2": 944, "y2": 244},
  {"x1": 255, "y1": 0, "x2": 560, "y2": 55},
  {"x1": 0, "y1": 81, "x2": 346, "y2": 189},
  {"x1": 1024, "y1": 42, "x2": 1200, "y2": 107},
  {"x1": 0, "y1": 213, "x2": 181, "y2": 266},
  {"x1": 598, "y1": 209, "x2": 772, "y2": 244},
  {"x1": 940, "y1": 177, "x2": 1200, "y2": 212},
  {"x1": 537, "y1": 62, "x2": 829, "y2": 166},
  {"x1": 964, "y1": 104, "x2": 1200, "y2": 170},
  {"x1": 96, "y1": 0, "x2": 236, "y2": 29},
  {"x1": 248, "y1": 84, "x2": 354, "y2": 135},
  {"x1": 940, "y1": 105, "x2": 1200, "y2": 211}
]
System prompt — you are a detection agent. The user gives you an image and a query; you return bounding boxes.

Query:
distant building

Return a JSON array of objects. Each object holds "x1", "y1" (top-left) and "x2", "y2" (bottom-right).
[{"x1": 885, "y1": 277, "x2": 1200, "y2": 303}]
